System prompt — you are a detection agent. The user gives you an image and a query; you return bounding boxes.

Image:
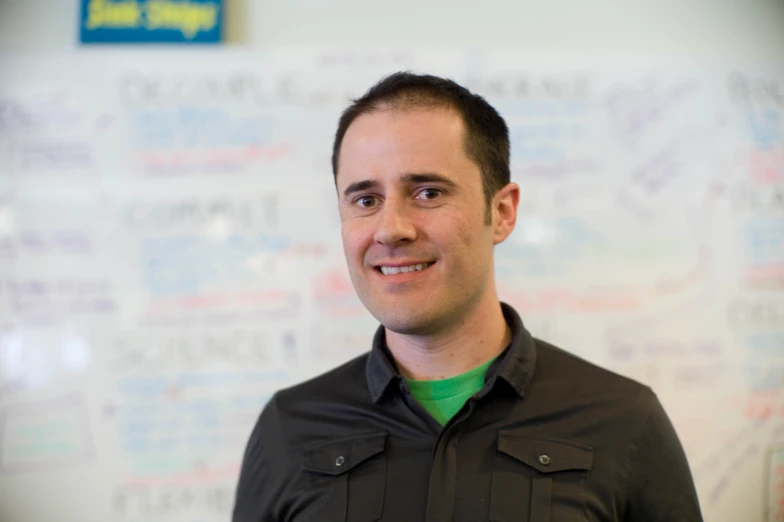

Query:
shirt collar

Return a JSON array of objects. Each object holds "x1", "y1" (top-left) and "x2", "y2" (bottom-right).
[{"x1": 365, "y1": 302, "x2": 537, "y2": 404}]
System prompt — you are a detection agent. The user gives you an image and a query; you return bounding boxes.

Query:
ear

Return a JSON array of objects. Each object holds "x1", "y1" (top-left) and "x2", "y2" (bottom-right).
[{"x1": 491, "y1": 182, "x2": 519, "y2": 245}]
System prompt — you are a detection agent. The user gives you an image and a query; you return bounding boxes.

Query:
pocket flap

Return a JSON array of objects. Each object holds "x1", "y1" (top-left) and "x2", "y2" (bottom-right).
[
  {"x1": 497, "y1": 432, "x2": 593, "y2": 473},
  {"x1": 302, "y1": 431, "x2": 387, "y2": 476}
]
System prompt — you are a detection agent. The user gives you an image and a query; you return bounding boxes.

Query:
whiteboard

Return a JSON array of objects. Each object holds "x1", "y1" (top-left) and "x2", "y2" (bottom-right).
[{"x1": 0, "y1": 49, "x2": 782, "y2": 522}]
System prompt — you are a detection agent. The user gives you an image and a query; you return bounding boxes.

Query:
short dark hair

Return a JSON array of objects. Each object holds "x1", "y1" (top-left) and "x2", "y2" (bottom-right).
[{"x1": 331, "y1": 71, "x2": 510, "y2": 224}]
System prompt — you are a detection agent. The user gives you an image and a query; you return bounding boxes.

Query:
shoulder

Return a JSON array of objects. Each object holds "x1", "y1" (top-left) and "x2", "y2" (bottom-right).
[
  {"x1": 235, "y1": 354, "x2": 373, "y2": 518},
  {"x1": 527, "y1": 338, "x2": 660, "y2": 446},
  {"x1": 533, "y1": 337, "x2": 653, "y2": 401},
  {"x1": 252, "y1": 351, "x2": 375, "y2": 448},
  {"x1": 522, "y1": 338, "x2": 682, "y2": 493},
  {"x1": 275, "y1": 351, "x2": 372, "y2": 409}
]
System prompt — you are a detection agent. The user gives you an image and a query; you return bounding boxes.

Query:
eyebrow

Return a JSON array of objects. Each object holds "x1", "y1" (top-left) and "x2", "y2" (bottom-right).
[{"x1": 342, "y1": 173, "x2": 458, "y2": 199}]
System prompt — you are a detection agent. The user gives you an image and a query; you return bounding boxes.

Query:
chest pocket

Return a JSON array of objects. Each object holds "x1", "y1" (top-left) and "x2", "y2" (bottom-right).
[
  {"x1": 490, "y1": 432, "x2": 593, "y2": 522},
  {"x1": 301, "y1": 431, "x2": 387, "y2": 522}
]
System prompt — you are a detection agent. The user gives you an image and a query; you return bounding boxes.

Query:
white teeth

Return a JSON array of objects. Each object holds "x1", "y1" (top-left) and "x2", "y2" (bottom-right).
[{"x1": 380, "y1": 262, "x2": 432, "y2": 275}]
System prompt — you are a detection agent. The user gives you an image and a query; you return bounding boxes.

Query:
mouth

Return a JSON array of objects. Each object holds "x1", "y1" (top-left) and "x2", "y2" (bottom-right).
[{"x1": 374, "y1": 261, "x2": 435, "y2": 276}]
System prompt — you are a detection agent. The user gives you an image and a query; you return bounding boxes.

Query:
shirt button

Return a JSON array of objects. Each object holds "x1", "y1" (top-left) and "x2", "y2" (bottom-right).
[
  {"x1": 335, "y1": 456, "x2": 345, "y2": 467},
  {"x1": 538, "y1": 454, "x2": 551, "y2": 466}
]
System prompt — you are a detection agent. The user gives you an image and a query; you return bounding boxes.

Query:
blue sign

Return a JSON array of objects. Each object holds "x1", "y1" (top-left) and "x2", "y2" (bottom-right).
[{"x1": 80, "y1": 0, "x2": 223, "y2": 44}]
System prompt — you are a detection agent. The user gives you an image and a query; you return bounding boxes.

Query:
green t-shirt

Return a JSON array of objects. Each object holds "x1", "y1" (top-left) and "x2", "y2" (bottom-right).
[{"x1": 405, "y1": 357, "x2": 496, "y2": 426}]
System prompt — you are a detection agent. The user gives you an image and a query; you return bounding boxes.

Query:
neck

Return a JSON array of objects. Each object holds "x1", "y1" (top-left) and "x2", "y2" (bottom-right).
[{"x1": 385, "y1": 295, "x2": 511, "y2": 381}]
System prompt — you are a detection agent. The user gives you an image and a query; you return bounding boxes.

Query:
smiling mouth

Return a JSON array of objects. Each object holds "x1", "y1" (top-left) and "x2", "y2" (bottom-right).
[{"x1": 375, "y1": 262, "x2": 435, "y2": 275}]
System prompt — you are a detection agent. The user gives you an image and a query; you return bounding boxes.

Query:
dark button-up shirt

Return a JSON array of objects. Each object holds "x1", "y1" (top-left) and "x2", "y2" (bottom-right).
[{"x1": 233, "y1": 303, "x2": 704, "y2": 521}]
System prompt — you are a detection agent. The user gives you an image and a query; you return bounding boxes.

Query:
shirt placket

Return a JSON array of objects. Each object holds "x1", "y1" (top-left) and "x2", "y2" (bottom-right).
[{"x1": 423, "y1": 397, "x2": 479, "y2": 522}]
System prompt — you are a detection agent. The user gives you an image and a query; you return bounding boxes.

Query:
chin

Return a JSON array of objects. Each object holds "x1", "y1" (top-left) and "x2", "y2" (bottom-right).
[{"x1": 371, "y1": 306, "x2": 438, "y2": 336}]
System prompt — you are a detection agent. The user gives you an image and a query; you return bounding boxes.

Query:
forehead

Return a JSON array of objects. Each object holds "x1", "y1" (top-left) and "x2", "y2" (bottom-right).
[
  {"x1": 336, "y1": 107, "x2": 474, "y2": 185},
  {"x1": 348, "y1": 104, "x2": 463, "y2": 135}
]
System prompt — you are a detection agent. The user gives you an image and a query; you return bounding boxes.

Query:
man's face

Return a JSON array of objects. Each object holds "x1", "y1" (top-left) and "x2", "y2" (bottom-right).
[{"x1": 336, "y1": 107, "x2": 500, "y2": 336}]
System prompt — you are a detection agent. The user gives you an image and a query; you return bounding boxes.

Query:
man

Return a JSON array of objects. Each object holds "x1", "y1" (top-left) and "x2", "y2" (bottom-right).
[{"x1": 232, "y1": 72, "x2": 704, "y2": 522}]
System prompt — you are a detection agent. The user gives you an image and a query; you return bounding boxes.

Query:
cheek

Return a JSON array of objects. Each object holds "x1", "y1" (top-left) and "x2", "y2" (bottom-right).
[
  {"x1": 445, "y1": 217, "x2": 494, "y2": 267},
  {"x1": 447, "y1": 211, "x2": 487, "y2": 246},
  {"x1": 341, "y1": 224, "x2": 367, "y2": 261}
]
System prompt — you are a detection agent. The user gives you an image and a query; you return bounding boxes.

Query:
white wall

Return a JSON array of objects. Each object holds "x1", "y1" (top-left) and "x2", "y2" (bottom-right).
[{"x1": 1, "y1": 0, "x2": 783, "y2": 59}]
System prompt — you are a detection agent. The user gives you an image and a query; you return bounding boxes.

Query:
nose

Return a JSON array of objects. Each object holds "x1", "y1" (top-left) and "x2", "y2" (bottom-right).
[{"x1": 373, "y1": 198, "x2": 417, "y2": 246}]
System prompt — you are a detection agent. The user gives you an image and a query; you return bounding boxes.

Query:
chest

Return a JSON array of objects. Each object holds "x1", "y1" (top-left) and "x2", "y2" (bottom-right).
[{"x1": 286, "y1": 428, "x2": 617, "y2": 522}]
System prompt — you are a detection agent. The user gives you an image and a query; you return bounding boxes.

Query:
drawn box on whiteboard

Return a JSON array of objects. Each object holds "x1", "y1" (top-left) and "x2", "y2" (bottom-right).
[
  {"x1": 0, "y1": 393, "x2": 95, "y2": 473},
  {"x1": 767, "y1": 443, "x2": 784, "y2": 522}
]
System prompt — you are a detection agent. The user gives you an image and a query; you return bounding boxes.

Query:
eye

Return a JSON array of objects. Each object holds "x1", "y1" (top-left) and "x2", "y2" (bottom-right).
[
  {"x1": 416, "y1": 188, "x2": 443, "y2": 200},
  {"x1": 355, "y1": 195, "x2": 378, "y2": 209}
]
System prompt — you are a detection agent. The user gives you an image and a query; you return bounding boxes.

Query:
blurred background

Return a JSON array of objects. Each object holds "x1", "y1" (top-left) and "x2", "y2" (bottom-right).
[{"x1": 0, "y1": 1, "x2": 783, "y2": 521}]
